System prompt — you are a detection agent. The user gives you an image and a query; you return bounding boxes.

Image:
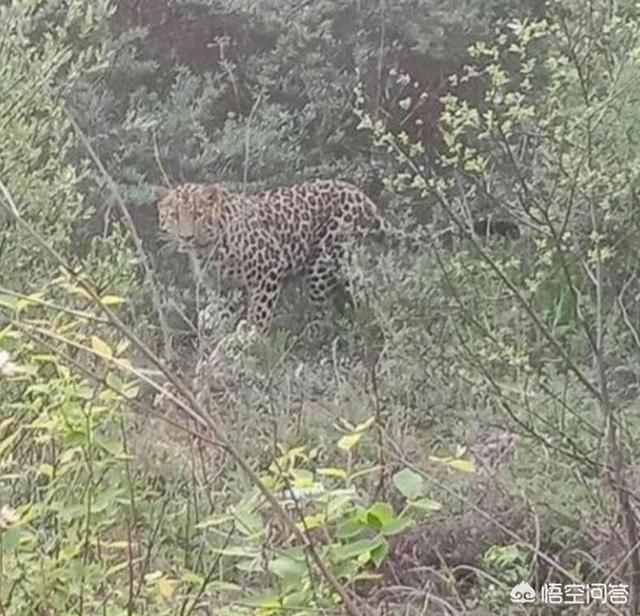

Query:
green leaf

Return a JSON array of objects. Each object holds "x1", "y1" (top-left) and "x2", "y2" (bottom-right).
[
  {"x1": 370, "y1": 538, "x2": 389, "y2": 567},
  {"x1": 31, "y1": 354, "x2": 57, "y2": 364},
  {"x1": 236, "y1": 558, "x2": 263, "y2": 573},
  {"x1": 338, "y1": 432, "x2": 362, "y2": 451},
  {"x1": 211, "y1": 546, "x2": 260, "y2": 558},
  {"x1": 352, "y1": 572, "x2": 384, "y2": 583},
  {"x1": 0, "y1": 295, "x2": 19, "y2": 310},
  {"x1": 100, "y1": 294, "x2": 124, "y2": 306},
  {"x1": 409, "y1": 498, "x2": 442, "y2": 512},
  {"x1": 196, "y1": 514, "x2": 234, "y2": 529},
  {"x1": 269, "y1": 553, "x2": 307, "y2": 584},
  {"x1": 1, "y1": 528, "x2": 22, "y2": 552},
  {"x1": 233, "y1": 498, "x2": 263, "y2": 536},
  {"x1": 242, "y1": 593, "x2": 284, "y2": 609},
  {"x1": 90, "y1": 335, "x2": 112, "y2": 359},
  {"x1": 290, "y1": 468, "x2": 314, "y2": 487},
  {"x1": 332, "y1": 558, "x2": 359, "y2": 580},
  {"x1": 296, "y1": 513, "x2": 325, "y2": 530},
  {"x1": 326, "y1": 489, "x2": 357, "y2": 517},
  {"x1": 335, "y1": 518, "x2": 366, "y2": 539},
  {"x1": 282, "y1": 591, "x2": 309, "y2": 608},
  {"x1": 37, "y1": 463, "x2": 54, "y2": 478},
  {"x1": 392, "y1": 468, "x2": 425, "y2": 500},
  {"x1": 182, "y1": 571, "x2": 204, "y2": 587},
  {"x1": 15, "y1": 292, "x2": 44, "y2": 311},
  {"x1": 206, "y1": 581, "x2": 243, "y2": 593},
  {"x1": 366, "y1": 502, "x2": 395, "y2": 530},
  {"x1": 379, "y1": 517, "x2": 413, "y2": 536},
  {"x1": 60, "y1": 544, "x2": 80, "y2": 560},
  {"x1": 157, "y1": 577, "x2": 177, "y2": 600},
  {"x1": 106, "y1": 559, "x2": 134, "y2": 577},
  {"x1": 68, "y1": 285, "x2": 92, "y2": 301},
  {"x1": 144, "y1": 571, "x2": 163, "y2": 582},
  {"x1": 105, "y1": 372, "x2": 123, "y2": 392},
  {"x1": 353, "y1": 417, "x2": 376, "y2": 432},
  {"x1": 331, "y1": 535, "x2": 386, "y2": 564},
  {"x1": 447, "y1": 458, "x2": 475, "y2": 473},
  {"x1": 429, "y1": 456, "x2": 476, "y2": 473},
  {"x1": 317, "y1": 466, "x2": 347, "y2": 480},
  {"x1": 338, "y1": 417, "x2": 375, "y2": 451}
]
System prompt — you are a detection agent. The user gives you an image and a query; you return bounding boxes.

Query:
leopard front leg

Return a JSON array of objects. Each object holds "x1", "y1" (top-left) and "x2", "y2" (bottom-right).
[
  {"x1": 245, "y1": 264, "x2": 283, "y2": 333},
  {"x1": 306, "y1": 241, "x2": 352, "y2": 313},
  {"x1": 307, "y1": 253, "x2": 341, "y2": 306}
]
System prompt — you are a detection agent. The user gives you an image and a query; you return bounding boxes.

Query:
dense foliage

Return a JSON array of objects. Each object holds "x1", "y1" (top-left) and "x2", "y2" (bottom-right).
[{"x1": 2, "y1": 0, "x2": 640, "y2": 614}]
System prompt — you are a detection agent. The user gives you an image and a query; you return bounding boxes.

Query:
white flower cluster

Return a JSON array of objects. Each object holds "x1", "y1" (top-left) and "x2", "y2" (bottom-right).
[{"x1": 0, "y1": 350, "x2": 20, "y2": 378}]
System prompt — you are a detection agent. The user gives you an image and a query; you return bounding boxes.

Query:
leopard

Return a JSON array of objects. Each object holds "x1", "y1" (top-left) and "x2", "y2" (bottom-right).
[{"x1": 157, "y1": 179, "x2": 385, "y2": 332}]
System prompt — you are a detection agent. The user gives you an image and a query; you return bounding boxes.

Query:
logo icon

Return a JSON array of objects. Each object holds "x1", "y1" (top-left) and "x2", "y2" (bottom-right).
[{"x1": 511, "y1": 581, "x2": 536, "y2": 603}]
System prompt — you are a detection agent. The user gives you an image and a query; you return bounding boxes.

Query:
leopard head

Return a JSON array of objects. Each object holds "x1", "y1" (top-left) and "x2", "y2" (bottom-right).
[{"x1": 157, "y1": 183, "x2": 232, "y2": 251}]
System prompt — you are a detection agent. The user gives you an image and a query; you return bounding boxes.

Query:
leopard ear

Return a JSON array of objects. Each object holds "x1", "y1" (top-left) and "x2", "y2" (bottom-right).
[{"x1": 203, "y1": 183, "x2": 226, "y2": 202}]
